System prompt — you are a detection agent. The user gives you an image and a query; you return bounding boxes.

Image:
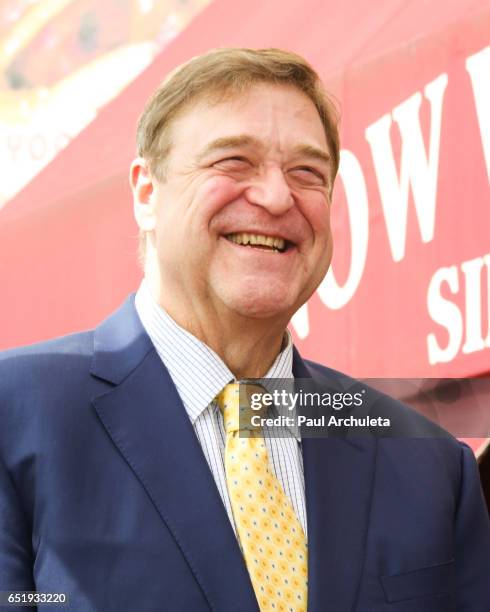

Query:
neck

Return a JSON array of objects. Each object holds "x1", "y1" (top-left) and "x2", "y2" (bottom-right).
[{"x1": 143, "y1": 275, "x2": 288, "y2": 380}]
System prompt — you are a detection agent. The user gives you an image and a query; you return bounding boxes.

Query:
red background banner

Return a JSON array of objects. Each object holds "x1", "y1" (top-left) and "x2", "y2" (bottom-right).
[{"x1": 1, "y1": 0, "x2": 489, "y2": 451}]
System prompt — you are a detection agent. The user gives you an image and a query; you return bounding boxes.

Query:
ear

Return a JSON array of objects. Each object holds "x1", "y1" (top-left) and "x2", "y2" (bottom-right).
[{"x1": 130, "y1": 157, "x2": 157, "y2": 231}]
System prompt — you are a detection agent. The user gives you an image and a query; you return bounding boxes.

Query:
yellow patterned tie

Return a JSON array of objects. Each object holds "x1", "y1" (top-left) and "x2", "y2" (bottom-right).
[{"x1": 216, "y1": 383, "x2": 308, "y2": 612}]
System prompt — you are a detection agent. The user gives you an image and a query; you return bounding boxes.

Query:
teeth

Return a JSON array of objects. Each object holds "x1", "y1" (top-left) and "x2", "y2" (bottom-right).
[{"x1": 227, "y1": 232, "x2": 286, "y2": 251}]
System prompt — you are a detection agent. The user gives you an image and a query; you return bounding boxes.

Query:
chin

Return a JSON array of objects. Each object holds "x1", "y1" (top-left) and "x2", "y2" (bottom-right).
[{"x1": 221, "y1": 286, "x2": 297, "y2": 320}]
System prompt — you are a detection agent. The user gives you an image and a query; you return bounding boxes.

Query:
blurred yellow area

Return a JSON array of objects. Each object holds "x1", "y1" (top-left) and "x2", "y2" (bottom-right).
[{"x1": 0, "y1": 0, "x2": 211, "y2": 207}]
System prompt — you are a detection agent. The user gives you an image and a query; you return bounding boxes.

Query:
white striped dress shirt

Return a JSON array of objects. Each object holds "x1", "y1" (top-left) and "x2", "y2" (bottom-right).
[{"x1": 134, "y1": 280, "x2": 307, "y2": 539}]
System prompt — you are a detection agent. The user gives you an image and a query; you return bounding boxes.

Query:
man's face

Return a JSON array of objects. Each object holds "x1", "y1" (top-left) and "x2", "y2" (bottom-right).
[{"x1": 142, "y1": 83, "x2": 333, "y2": 322}]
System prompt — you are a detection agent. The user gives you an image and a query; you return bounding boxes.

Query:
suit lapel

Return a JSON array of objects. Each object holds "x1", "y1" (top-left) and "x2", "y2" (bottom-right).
[
  {"x1": 293, "y1": 350, "x2": 377, "y2": 612},
  {"x1": 91, "y1": 296, "x2": 258, "y2": 612},
  {"x1": 90, "y1": 297, "x2": 377, "y2": 611}
]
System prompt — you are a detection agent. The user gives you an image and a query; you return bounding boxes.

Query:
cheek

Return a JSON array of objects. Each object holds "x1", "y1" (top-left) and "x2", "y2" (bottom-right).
[
  {"x1": 193, "y1": 176, "x2": 245, "y2": 229},
  {"x1": 299, "y1": 194, "x2": 331, "y2": 244},
  {"x1": 155, "y1": 176, "x2": 243, "y2": 242}
]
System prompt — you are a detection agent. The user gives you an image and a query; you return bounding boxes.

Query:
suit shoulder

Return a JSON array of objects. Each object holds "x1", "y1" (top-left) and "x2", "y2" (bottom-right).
[
  {"x1": 0, "y1": 329, "x2": 94, "y2": 360},
  {"x1": 302, "y1": 358, "x2": 359, "y2": 388},
  {"x1": 302, "y1": 357, "x2": 461, "y2": 448},
  {"x1": 0, "y1": 330, "x2": 94, "y2": 386}
]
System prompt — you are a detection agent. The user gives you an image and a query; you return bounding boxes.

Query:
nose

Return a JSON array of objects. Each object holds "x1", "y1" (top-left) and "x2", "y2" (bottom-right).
[{"x1": 244, "y1": 166, "x2": 294, "y2": 215}]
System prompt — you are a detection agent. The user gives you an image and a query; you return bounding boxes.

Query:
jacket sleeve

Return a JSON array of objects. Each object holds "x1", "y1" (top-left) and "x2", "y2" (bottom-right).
[
  {"x1": 455, "y1": 443, "x2": 490, "y2": 610},
  {"x1": 0, "y1": 454, "x2": 35, "y2": 610}
]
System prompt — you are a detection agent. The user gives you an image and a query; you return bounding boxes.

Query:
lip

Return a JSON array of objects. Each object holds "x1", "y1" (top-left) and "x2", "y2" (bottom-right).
[
  {"x1": 219, "y1": 228, "x2": 300, "y2": 248},
  {"x1": 221, "y1": 231, "x2": 297, "y2": 252},
  {"x1": 219, "y1": 235, "x2": 297, "y2": 257}
]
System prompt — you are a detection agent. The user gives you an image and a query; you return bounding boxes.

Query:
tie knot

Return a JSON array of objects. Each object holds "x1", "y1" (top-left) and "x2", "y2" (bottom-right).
[{"x1": 216, "y1": 382, "x2": 265, "y2": 434}]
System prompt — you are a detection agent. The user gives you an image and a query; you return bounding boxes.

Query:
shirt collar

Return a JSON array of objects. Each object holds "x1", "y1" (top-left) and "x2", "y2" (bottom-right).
[{"x1": 134, "y1": 280, "x2": 296, "y2": 433}]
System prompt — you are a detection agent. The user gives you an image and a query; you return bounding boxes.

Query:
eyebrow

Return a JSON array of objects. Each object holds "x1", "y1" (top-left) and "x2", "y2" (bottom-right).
[
  {"x1": 292, "y1": 144, "x2": 331, "y2": 166},
  {"x1": 196, "y1": 134, "x2": 331, "y2": 166},
  {"x1": 196, "y1": 135, "x2": 261, "y2": 162}
]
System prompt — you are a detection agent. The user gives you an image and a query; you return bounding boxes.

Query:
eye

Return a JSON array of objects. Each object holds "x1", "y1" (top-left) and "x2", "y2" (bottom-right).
[
  {"x1": 288, "y1": 166, "x2": 326, "y2": 186},
  {"x1": 212, "y1": 156, "x2": 252, "y2": 171}
]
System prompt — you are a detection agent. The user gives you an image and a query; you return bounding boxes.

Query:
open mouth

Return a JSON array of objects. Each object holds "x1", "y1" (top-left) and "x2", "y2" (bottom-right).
[{"x1": 224, "y1": 232, "x2": 292, "y2": 253}]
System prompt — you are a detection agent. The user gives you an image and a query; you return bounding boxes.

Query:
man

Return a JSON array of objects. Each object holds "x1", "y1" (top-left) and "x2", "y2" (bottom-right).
[{"x1": 0, "y1": 48, "x2": 489, "y2": 611}]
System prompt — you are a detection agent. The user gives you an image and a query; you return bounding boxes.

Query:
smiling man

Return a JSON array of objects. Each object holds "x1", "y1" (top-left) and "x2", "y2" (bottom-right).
[
  {"x1": 131, "y1": 66, "x2": 334, "y2": 379},
  {"x1": 0, "y1": 48, "x2": 489, "y2": 612}
]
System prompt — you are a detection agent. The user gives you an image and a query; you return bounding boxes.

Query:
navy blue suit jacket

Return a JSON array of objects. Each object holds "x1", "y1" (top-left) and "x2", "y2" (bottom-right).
[{"x1": 1, "y1": 296, "x2": 489, "y2": 611}]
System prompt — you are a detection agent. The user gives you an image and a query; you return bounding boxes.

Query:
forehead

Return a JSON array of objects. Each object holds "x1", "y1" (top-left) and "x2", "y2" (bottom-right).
[{"x1": 167, "y1": 83, "x2": 329, "y2": 157}]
